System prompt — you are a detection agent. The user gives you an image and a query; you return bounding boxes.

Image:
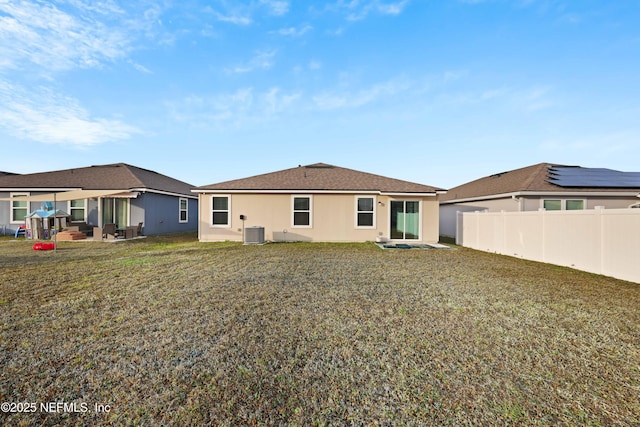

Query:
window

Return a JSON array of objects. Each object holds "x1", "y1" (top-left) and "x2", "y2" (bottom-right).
[
  {"x1": 179, "y1": 198, "x2": 188, "y2": 223},
  {"x1": 543, "y1": 200, "x2": 562, "y2": 211},
  {"x1": 356, "y1": 196, "x2": 375, "y2": 228},
  {"x1": 69, "y1": 199, "x2": 86, "y2": 222},
  {"x1": 212, "y1": 195, "x2": 230, "y2": 227},
  {"x1": 542, "y1": 199, "x2": 586, "y2": 210},
  {"x1": 292, "y1": 196, "x2": 312, "y2": 227},
  {"x1": 566, "y1": 200, "x2": 584, "y2": 210},
  {"x1": 11, "y1": 193, "x2": 29, "y2": 223}
]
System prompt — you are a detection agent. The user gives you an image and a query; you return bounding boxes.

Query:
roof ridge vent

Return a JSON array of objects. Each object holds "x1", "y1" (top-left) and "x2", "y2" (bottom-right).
[
  {"x1": 305, "y1": 163, "x2": 334, "y2": 169},
  {"x1": 489, "y1": 171, "x2": 508, "y2": 178}
]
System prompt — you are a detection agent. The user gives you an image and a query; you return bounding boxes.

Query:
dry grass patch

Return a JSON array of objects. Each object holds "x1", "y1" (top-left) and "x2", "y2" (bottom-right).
[{"x1": 0, "y1": 235, "x2": 638, "y2": 426}]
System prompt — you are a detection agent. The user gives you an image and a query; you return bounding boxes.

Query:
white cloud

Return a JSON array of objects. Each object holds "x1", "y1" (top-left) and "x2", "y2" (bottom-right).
[
  {"x1": 520, "y1": 86, "x2": 554, "y2": 111},
  {"x1": 129, "y1": 60, "x2": 152, "y2": 73},
  {"x1": 259, "y1": 0, "x2": 290, "y2": 16},
  {"x1": 167, "y1": 87, "x2": 301, "y2": 128},
  {"x1": 440, "y1": 87, "x2": 508, "y2": 106},
  {"x1": 273, "y1": 25, "x2": 313, "y2": 37},
  {"x1": 214, "y1": 12, "x2": 252, "y2": 26},
  {"x1": 264, "y1": 87, "x2": 301, "y2": 114},
  {"x1": 227, "y1": 50, "x2": 277, "y2": 74},
  {"x1": 329, "y1": 0, "x2": 410, "y2": 21},
  {"x1": 312, "y1": 78, "x2": 413, "y2": 110},
  {"x1": 438, "y1": 84, "x2": 555, "y2": 112},
  {"x1": 205, "y1": 1, "x2": 289, "y2": 25},
  {"x1": 0, "y1": 80, "x2": 140, "y2": 146},
  {"x1": 0, "y1": 0, "x2": 160, "y2": 147},
  {"x1": 0, "y1": 0, "x2": 131, "y2": 72},
  {"x1": 62, "y1": 0, "x2": 126, "y2": 16},
  {"x1": 377, "y1": 0, "x2": 409, "y2": 15},
  {"x1": 442, "y1": 70, "x2": 469, "y2": 83}
]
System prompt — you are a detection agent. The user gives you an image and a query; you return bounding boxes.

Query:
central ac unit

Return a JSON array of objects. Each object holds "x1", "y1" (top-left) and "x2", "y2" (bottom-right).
[{"x1": 244, "y1": 226, "x2": 265, "y2": 244}]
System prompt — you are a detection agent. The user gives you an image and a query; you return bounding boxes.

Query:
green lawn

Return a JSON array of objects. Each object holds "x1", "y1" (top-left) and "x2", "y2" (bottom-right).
[{"x1": 1, "y1": 234, "x2": 638, "y2": 426}]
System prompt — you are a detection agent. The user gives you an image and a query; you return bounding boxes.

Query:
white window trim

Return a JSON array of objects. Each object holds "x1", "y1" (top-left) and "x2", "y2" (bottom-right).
[
  {"x1": 292, "y1": 195, "x2": 313, "y2": 228},
  {"x1": 541, "y1": 198, "x2": 587, "y2": 210},
  {"x1": 68, "y1": 199, "x2": 87, "y2": 222},
  {"x1": 211, "y1": 194, "x2": 231, "y2": 228},
  {"x1": 179, "y1": 197, "x2": 189, "y2": 223},
  {"x1": 10, "y1": 192, "x2": 30, "y2": 224},
  {"x1": 355, "y1": 195, "x2": 376, "y2": 229}
]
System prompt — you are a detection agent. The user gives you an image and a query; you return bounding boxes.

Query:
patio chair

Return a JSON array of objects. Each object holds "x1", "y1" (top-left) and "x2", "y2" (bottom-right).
[
  {"x1": 102, "y1": 223, "x2": 117, "y2": 240},
  {"x1": 136, "y1": 222, "x2": 143, "y2": 236}
]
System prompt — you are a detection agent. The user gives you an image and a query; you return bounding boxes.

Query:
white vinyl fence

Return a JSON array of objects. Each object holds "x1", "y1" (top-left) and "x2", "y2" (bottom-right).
[{"x1": 457, "y1": 208, "x2": 640, "y2": 284}]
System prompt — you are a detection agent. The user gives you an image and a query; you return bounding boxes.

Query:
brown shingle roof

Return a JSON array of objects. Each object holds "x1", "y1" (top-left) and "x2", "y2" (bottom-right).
[
  {"x1": 0, "y1": 163, "x2": 194, "y2": 196},
  {"x1": 196, "y1": 163, "x2": 445, "y2": 194},
  {"x1": 441, "y1": 163, "x2": 640, "y2": 202}
]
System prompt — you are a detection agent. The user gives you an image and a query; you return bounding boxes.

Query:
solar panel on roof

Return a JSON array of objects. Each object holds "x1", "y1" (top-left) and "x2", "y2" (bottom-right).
[{"x1": 547, "y1": 166, "x2": 640, "y2": 188}]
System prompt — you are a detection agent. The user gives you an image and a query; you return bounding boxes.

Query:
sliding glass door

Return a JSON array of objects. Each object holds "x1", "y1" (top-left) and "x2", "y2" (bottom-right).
[
  {"x1": 390, "y1": 200, "x2": 420, "y2": 240},
  {"x1": 101, "y1": 198, "x2": 128, "y2": 228}
]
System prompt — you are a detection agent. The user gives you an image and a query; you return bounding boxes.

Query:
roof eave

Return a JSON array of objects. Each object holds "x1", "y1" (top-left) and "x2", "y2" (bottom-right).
[
  {"x1": 0, "y1": 187, "x2": 83, "y2": 192},
  {"x1": 441, "y1": 190, "x2": 640, "y2": 204},
  {"x1": 130, "y1": 188, "x2": 197, "y2": 199},
  {"x1": 193, "y1": 189, "x2": 442, "y2": 196}
]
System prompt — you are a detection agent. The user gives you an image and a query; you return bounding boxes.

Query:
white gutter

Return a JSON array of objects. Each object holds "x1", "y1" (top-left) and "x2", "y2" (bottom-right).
[
  {"x1": 1, "y1": 188, "x2": 196, "y2": 200},
  {"x1": 193, "y1": 189, "x2": 380, "y2": 194},
  {"x1": 0, "y1": 187, "x2": 82, "y2": 192},
  {"x1": 379, "y1": 192, "x2": 441, "y2": 197},
  {"x1": 130, "y1": 188, "x2": 198, "y2": 199},
  {"x1": 193, "y1": 189, "x2": 442, "y2": 196}
]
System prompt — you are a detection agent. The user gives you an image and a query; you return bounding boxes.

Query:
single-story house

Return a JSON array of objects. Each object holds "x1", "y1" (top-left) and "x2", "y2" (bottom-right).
[
  {"x1": 193, "y1": 163, "x2": 446, "y2": 243},
  {"x1": 0, "y1": 163, "x2": 198, "y2": 236},
  {"x1": 440, "y1": 162, "x2": 640, "y2": 239}
]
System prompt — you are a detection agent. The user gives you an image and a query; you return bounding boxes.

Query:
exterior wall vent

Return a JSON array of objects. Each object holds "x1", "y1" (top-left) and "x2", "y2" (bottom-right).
[{"x1": 244, "y1": 226, "x2": 265, "y2": 244}]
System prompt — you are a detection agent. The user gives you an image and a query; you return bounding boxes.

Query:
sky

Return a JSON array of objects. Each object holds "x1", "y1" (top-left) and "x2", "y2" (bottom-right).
[{"x1": 1, "y1": 0, "x2": 639, "y2": 190}]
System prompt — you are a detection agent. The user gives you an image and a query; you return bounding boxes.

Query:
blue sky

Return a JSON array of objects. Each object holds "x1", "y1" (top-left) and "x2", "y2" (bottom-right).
[{"x1": 1, "y1": 0, "x2": 639, "y2": 189}]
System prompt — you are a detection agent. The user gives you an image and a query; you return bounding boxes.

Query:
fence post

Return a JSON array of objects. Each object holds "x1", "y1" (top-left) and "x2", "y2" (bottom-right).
[
  {"x1": 456, "y1": 211, "x2": 461, "y2": 246},
  {"x1": 538, "y1": 208, "x2": 546, "y2": 262},
  {"x1": 595, "y1": 206, "x2": 604, "y2": 275},
  {"x1": 475, "y1": 210, "x2": 481, "y2": 249},
  {"x1": 501, "y1": 210, "x2": 506, "y2": 254}
]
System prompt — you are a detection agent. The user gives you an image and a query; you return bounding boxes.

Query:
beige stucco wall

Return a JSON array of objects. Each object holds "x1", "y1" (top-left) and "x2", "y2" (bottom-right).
[{"x1": 198, "y1": 192, "x2": 440, "y2": 243}]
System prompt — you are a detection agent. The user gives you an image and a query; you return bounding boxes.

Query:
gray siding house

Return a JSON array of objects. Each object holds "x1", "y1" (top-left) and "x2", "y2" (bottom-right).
[
  {"x1": 0, "y1": 163, "x2": 197, "y2": 236},
  {"x1": 440, "y1": 163, "x2": 640, "y2": 239}
]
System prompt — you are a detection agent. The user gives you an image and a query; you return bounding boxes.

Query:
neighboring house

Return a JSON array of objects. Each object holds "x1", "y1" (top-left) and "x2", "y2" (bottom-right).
[
  {"x1": 193, "y1": 163, "x2": 446, "y2": 243},
  {"x1": 0, "y1": 163, "x2": 198, "y2": 236},
  {"x1": 440, "y1": 163, "x2": 640, "y2": 239}
]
